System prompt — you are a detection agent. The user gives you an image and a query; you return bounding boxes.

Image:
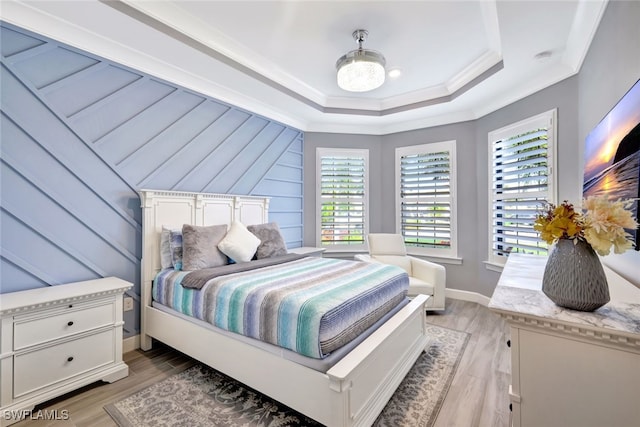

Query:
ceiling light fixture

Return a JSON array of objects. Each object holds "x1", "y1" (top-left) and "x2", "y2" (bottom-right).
[{"x1": 336, "y1": 29, "x2": 386, "y2": 92}]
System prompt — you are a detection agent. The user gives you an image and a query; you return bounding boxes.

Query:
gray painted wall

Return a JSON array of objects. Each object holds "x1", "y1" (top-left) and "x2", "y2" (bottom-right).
[
  {"x1": 306, "y1": 78, "x2": 577, "y2": 298},
  {"x1": 305, "y1": 0, "x2": 639, "y2": 296},
  {"x1": 0, "y1": 23, "x2": 304, "y2": 338},
  {"x1": 474, "y1": 77, "x2": 580, "y2": 295},
  {"x1": 577, "y1": 0, "x2": 640, "y2": 284},
  {"x1": 379, "y1": 122, "x2": 480, "y2": 294}
]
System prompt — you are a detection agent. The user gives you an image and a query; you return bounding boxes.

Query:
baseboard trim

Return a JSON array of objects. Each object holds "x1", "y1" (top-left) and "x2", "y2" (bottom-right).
[
  {"x1": 445, "y1": 288, "x2": 491, "y2": 307},
  {"x1": 123, "y1": 335, "x2": 140, "y2": 353}
]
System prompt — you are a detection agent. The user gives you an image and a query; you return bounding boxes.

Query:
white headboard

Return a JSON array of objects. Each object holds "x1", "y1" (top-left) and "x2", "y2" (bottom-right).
[{"x1": 139, "y1": 190, "x2": 269, "y2": 306}]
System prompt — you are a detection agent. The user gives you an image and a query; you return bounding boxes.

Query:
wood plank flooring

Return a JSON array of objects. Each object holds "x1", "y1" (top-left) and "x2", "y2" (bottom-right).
[
  {"x1": 12, "y1": 298, "x2": 510, "y2": 427},
  {"x1": 428, "y1": 299, "x2": 511, "y2": 427}
]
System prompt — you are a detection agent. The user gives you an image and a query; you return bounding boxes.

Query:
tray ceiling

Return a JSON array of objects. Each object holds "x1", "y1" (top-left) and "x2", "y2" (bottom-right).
[{"x1": 1, "y1": 0, "x2": 608, "y2": 134}]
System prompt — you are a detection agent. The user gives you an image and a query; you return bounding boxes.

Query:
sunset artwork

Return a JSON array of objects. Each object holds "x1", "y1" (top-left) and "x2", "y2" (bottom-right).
[{"x1": 583, "y1": 79, "x2": 640, "y2": 249}]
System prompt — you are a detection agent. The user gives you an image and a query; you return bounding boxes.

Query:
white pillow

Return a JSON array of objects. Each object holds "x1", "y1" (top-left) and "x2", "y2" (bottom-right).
[{"x1": 217, "y1": 221, "x2": 261, "y2": 263}]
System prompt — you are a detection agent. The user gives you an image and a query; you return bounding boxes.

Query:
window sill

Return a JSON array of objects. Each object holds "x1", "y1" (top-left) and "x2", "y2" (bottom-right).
[
  {"x1": 322, "y1": 248, "x2": 464, "y2": 265},
  {"x1": 406, "y1": 252, "x2": 463, "y2": 265},
  {"x1": 484, "y1": 261, "x2": 504, "y2": 273},
  {"x1": 321, "y1": 247, "x2": 367, "y2": 253},
  {"x1": 321, "y1": 248, "x2": 369, "y2": 259}
]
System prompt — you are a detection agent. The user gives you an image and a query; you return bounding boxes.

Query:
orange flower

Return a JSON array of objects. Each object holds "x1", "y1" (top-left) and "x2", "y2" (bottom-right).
[{"x1": 534, "y1": 200, "x2": 583, "y2": 244}]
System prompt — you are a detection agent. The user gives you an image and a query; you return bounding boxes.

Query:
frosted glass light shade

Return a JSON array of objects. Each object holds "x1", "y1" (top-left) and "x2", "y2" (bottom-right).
[{"x1": 336, "y1": 49, "x2": 386, "y2": 92}]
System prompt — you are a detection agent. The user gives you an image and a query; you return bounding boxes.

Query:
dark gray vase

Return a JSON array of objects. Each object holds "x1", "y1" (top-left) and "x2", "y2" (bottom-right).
[{"x1": 542, "y1": 238, "x2": 610, "y2": 311}]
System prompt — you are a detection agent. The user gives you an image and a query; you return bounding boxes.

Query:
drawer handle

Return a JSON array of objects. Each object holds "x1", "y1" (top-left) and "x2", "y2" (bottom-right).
[
  {"x1": 67, "y1": 321, "x2": 74, "y2": 326},
  {"x1": 67, "y1": 356, "x2": 74, "y2": 362},
  {"x1": 68, "y1": 304, "x2": 73, "y2": 308},
  {"x1": 506, "y1": 339, "x2": 511, "y2": 348}
]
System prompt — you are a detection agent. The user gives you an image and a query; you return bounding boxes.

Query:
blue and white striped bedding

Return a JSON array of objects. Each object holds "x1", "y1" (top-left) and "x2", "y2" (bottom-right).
[{"x1": 152, "y1": 256, "x2": 409, "y2": 359}]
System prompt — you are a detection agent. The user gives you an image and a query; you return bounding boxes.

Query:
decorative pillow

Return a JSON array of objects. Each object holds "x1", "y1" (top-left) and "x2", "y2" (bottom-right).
[
  {"x1": 169, "y1": 229, "x2": 183, "y2": 270},
  {"x1": 217, "y1": 221, "x2": 261, "y2": 263},
  {"x1": 181, "y1": 224, "x2": 228, "y2": 271},
  {"x1": 160, "y1": 226, "x2": 178, "y2": 269},
  {"x1": 247, "y1": 222, "x2": 288, "y2": 259}
]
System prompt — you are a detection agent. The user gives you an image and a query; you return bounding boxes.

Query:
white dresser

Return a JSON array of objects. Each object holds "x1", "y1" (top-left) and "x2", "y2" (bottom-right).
[
  {"x1": 489, "y1": 254, "x2": 640, "y2": 427},
  {"x1": 0, "y1": 277, "x2": 132, "y2": 425}
]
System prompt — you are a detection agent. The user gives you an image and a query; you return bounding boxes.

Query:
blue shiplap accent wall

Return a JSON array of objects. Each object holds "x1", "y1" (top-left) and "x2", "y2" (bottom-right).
[{"x1": 0, "y1": 23, "x2": 304, "y2": 337}]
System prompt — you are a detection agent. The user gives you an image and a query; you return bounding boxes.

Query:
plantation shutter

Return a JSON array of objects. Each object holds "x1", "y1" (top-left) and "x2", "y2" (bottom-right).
[
  {"x1": 489, "y1": 111, "x2": 556, "y2": 262},
  {"x1": 318, "y1": 150, "x2": 367, "y2": 246},
  {"x1": 397, "y1": 141, "x2": 456, "y2": 255}
]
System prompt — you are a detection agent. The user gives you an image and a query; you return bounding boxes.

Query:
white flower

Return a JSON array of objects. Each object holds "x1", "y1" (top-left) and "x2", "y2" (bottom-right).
[{"x1": 581, "y1": 196, "x2": 638, "y2": 256}]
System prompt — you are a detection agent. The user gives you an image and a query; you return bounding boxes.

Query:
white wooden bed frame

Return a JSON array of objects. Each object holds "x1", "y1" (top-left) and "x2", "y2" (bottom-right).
[{"x1": 139, "y1": 189, "x2": 428, "y2": 427}]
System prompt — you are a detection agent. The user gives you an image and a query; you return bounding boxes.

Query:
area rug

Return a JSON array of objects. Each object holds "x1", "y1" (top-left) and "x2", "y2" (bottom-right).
[{"x1": 105, "y1": 324, "x2": 469, "y2": 427}]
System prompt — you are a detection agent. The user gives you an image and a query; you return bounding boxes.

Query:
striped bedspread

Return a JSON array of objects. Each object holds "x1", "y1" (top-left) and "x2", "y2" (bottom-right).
[{"x1": 153, "y1": 257, "x2": 409, "y2": 358}]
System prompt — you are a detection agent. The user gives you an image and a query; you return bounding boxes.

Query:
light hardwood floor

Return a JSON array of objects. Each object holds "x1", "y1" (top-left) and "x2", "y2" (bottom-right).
[{"x1": 12, "y1": 299, "x2": 510, "y2": 427}]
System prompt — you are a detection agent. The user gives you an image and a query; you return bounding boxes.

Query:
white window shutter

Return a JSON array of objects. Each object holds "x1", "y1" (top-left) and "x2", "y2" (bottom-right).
[
  {"x1": 396, "y1": 141, "x2": 457, "y2": 257},
  {"x1": 316, "y1": 149, "x2": 368, "y2": 248},
  {"x1": 489, "y1": 110, "x2": 557, "y2": 264}
]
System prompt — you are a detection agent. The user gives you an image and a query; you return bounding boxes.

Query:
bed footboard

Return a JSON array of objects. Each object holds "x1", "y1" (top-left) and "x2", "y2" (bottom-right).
[
  {"x1": 326, "y1": 294, "x2": 429, "y2": 426},
  {"x1": 142, "y1": 294, "x2": 428, "y2": 427}
]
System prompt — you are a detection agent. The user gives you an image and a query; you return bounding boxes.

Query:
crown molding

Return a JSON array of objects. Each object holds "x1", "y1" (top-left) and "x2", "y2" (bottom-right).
[
  {"x1": 1, "y1": 0, "x2": 608, "y2": 136},
  {"x1": 562, "y1": 0, "x2": 608, "y2": 73},
  {"x1": 113, "y1": 0, "x2": 504, "y2": 115}
]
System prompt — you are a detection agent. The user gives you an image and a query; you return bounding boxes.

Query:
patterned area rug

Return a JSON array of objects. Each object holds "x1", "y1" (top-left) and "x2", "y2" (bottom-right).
[{"x1": 105, "y1": 324, "x2": 469, "y2": 427}]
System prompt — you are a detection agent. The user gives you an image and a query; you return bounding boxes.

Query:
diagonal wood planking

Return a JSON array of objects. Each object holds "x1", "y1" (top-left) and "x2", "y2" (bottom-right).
[{"x1": 0, "y1": 23, "x2": 304, "y2": 337}]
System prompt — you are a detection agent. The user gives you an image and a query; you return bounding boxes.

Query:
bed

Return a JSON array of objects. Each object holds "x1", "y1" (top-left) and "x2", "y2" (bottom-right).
[{"x1": 139, "y1": 189, "x2": 429, "y2": 427}]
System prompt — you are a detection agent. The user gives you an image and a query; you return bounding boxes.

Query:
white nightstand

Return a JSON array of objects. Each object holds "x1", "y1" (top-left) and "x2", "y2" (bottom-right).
[
  {"x1": 0, "y1": 277, "x2": 132, "y2": 426},
  {"x1": 288, "y1": 246, "x2": 326, "y2": 257}
]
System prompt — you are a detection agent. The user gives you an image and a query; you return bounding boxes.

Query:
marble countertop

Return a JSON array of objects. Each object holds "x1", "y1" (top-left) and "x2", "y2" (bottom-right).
[{"x1": 488, "y1": 253, "x2": 640, "y2": 337}]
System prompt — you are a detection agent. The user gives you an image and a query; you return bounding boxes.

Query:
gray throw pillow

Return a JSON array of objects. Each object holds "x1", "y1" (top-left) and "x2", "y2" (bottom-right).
[
  {"x1": 160, "y1": 226, "x2": 180, "y2": 269},
  {"x1": 247, "y1": 222, "x2": 288, "y2": 259},
  {"x1": 169, "y1": 229, "x2": 183, "y2": 270},
  {"x1": 181, "y1": 224, "x2": 228, "y2": 271}
]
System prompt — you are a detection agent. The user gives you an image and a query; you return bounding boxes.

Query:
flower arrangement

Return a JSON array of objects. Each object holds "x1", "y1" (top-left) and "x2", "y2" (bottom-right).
[{"x1": 534, "y1": 196, "x2": 638, "y2": 256}]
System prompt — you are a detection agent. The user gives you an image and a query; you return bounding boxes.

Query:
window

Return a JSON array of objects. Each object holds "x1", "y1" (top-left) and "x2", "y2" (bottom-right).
[
  {"x1": 316, "y1": 148, "x2": 369, "y2": 249},
  {"x1": 488, "y1": 109, "x2": 557, "y2": 265},
  {"x1": 396, "y1": 141, "x2": 457, "y2": 258}
]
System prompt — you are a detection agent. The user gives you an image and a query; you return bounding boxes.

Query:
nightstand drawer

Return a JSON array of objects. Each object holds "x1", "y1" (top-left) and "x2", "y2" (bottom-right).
[
  {"x1": 14, "y1": 302, "x2": 115, "y2": 349},
  {"x1": 13, "y1": 329, "x2": 115, "y2": 398},
  {"x1": 1, "y1": 277, "x2": 131, "y2": 426}
]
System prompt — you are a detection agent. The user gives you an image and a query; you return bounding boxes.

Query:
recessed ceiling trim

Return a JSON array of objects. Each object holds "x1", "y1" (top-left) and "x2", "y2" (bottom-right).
[
  {"x1": 480, "y1": 0, "x2": 503, "y2": 52},
  {"x1": 118, "y1": 0, "x2": 330, "y2": 105},
  {"x1": 384, "y1": 60, "x2": 504, "y2": 116},
  {"x1": 322, "y1": 59, "x2": 504, "y2": 117},
  {"x1": 2, "y1": 0, "x2": 609, "y2": 136},
  {"x1": 372, "y1": 50, "x2": 503, "y2": 111},
  {"x1": 562, "y1": 0, "x2": 608, "y2": 72},
  {"x1": 104, "y1": 0, "x2": 506, "y2": 117},
  {"x1": 101, "y1": 0, "x2": 326, "y2": 111},
  {"x1": 445, "y1": 50, "x2": 503, "y2": 94}
]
